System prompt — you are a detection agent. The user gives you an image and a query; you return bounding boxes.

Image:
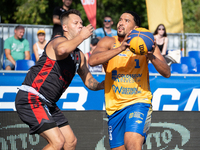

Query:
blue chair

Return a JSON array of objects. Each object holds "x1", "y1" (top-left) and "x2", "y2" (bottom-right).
[
  {"x1": 148, "y1": 63, "x2": 158, "y2": 73},
  {"x1": 196, "y1": 63, "x2": 200, "y2": 73},
  {"x1": 31, "y1": 53, "x2": 36, "y2": 62},
  {"x1": 171, "y1": 63, "x2": 188, "y2": 74},
  {"x1": 181, "y1": 57, "x2": 197, "y2": 73},
  {"x1": 15, "y1": 60, "x2": 35, "y2": 71},
  {"x1": 188, "y1": 51, "x2": 200, "y2": 64}
]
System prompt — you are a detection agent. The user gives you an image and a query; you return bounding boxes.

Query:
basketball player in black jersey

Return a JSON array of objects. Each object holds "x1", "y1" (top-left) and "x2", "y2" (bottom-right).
[{"x1": 15, "y1": 9, "x2": 104, "y2": 150}]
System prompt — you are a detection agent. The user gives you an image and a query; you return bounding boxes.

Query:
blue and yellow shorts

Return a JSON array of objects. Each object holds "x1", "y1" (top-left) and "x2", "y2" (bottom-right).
[{"x1": 107, "y1": 103, "x2": 152, "y2": 148}]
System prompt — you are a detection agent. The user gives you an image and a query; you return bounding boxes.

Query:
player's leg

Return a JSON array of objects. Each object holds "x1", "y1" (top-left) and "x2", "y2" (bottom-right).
[
  {"x1": 15, "y1": 90, "x2": 66, "y2": 149},
  {"x1": 124, "y1": 132, "x2": 144, "y2": 150},
  {"x1": 108, "y1": 107, "x2": 127, "y2": 150},
  {"x1": 59, "y1": 125, "x2": 77, "y2": 150},
  {"x1": 111, "y1": 135, "x2": 143, "y2": 150},
  {"x1": 124, "y1": 103, "x2": 152, "y2": 150},
  {"x1": 111, "y1": 145, "x2": 125, "y2": 150},
  {"x1": 40, "y1": 127, "x2": 65, "y2": 150},
  {"x1": 51, "y1": 107, "x2": 77, "y2": 150}
]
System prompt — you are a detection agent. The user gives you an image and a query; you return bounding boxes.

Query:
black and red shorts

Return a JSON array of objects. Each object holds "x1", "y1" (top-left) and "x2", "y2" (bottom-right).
[{"x1": 15, "y1": 90, "x2": 69, "y2": 134}]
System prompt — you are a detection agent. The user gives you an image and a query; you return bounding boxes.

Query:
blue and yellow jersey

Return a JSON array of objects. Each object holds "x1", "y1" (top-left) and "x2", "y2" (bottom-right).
[{"x1": 104, "y1": 36, "x2": 152, "y2": 115}]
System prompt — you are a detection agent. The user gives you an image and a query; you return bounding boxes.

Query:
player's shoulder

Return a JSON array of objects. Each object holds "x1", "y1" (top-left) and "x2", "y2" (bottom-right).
[
  {"x1": 97, "y1": 36, "x2": 116, "y2": 50},
  {"x1": 99, "y1": 36, "x2": 115, "y2": 43}
]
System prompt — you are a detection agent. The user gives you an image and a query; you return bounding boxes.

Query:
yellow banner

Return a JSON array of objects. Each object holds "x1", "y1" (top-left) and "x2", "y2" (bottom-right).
[{"x1": 146, "y1": 0, "x2": 184, "y2": 33}]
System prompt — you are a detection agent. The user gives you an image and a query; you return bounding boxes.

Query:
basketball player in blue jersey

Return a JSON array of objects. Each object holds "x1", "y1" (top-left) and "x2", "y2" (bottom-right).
[
  {"x1": 89, "y1": 11, "x2": 170, "y2": 150},
  {"x1": 15, "y1": 9, "x2": 104, "y2": 150}
]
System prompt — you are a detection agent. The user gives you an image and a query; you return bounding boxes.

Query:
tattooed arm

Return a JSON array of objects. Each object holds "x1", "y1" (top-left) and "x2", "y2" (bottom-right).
[{"x1": 77, "y1": 51, "x2": 104, "y2": 91}]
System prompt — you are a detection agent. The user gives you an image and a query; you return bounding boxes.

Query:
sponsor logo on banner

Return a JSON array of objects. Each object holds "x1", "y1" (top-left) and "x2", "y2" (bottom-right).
[
  {"x1": 0, "y1": 86, "x2": 88, "y2": 111},
  {"x1": 0, "y1": 124, "x2": 42, "y2": 149},
  {"x1": 95, "y1": 118, "x2": 190, "y2": 150},
  {"x1": 152, "y1": 88, "x2": 200, "y2": 111},
  {"x1": 1, "y1": 86, "x2": 200, "y2": 111},
  {"x1": 145, "y1": 122, "x2": 190, "y2": 150}
]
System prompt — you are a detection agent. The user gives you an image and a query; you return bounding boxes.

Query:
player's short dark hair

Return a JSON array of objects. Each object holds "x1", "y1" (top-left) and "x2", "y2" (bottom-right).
[
  {"x1": 60, "y1": 9, "x2": 81, "y2": 26},
  {"x1": 15, "y1": 25, "x2": 25, "y2": 30},
  {"x1": 123, "y1": 11, "x2": 141, "y2": 27}
]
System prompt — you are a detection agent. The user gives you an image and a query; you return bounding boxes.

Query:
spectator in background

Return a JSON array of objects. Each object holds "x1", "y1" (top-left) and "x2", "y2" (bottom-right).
[
  {"x1": 85, "y1": 38, "x2": 104, "y2": 72},
  {"x1": 94, "y1": 16, "x2": 117, "y2": 39},
  {"x1": 4, "y1": 25, "x2": 30, "y2": 70},
  {"x1": 33, "y1": 30, "x2": 47, "y2": 62},
  {"x1": 153, "y1": 24, "x2": 168, "y2": 55},
  {"x1": 52, "y1": 0, "x2": 73, "y2": 38}
]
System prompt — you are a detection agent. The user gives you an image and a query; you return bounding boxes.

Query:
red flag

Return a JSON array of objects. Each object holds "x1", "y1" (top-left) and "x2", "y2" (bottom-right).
[{"x1": 81, "y1": 0, "x2": 96, "y2": 29}]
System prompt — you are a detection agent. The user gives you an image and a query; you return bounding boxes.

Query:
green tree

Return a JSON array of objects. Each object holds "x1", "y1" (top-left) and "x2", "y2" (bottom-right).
[
  {"x1": 182, "y1": 0, "x2": 200, "y2": 33},
  {"x1": 95, "y1": 0, "x2": 148, "y2": 29},
  {"x1": 0, "y1": 0, "x2": 17, "y2": 23},
  {"x1": 14, "y1": 0, "x2": 48, "y2": 24},
  {"x1": 1, "y1": 0, "x2": 200, "y2": 33}
]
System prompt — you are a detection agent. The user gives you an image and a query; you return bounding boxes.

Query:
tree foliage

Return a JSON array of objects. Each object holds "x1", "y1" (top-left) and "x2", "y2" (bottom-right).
[
  {"x1": 0, "y1": 0, "x2": 199, "y2": 33},
  {"x1": 182, "y1": 0, "x2": 200, "y2": 33},
  {"x1": 14, "y1": 0, "x2": 48, "y2": 24}
]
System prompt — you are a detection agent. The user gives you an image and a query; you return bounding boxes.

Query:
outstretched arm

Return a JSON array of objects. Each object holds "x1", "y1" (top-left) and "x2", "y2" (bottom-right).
[{"x1": 78, "y1": 51, "x2": 104, "y2": 91}]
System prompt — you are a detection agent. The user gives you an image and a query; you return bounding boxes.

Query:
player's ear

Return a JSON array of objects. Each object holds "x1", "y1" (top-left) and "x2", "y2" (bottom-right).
[
  {"x1": 62, "y1": 24, "x2": 68, "y2": 32},
  {"x1": 133, "y1": 26, "x2": 139, "y2": 29}
]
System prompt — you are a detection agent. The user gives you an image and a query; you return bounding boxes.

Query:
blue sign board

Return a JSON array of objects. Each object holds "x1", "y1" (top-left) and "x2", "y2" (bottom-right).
[{"x1": 0, "y1": 72, "x2": 200, "y2": 111}]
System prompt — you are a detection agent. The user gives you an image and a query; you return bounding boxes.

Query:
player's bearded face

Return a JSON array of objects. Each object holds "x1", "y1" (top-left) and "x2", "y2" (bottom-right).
[
  {"x1": 117, "y1": 26, "x2": 126, "y2": 38},
  {"x1": 117, "y1": 13, "x2": 136, "y2": 38}
]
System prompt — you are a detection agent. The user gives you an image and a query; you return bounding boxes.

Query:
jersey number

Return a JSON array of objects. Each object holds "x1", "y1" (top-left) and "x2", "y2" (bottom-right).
[{"x1": 135, "y1": 59, "x2": 140, "y2": 68}]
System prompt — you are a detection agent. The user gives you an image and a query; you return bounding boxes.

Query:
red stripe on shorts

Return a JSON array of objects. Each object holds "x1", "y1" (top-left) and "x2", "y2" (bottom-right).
[{"x1": 29, "y1": 57, "x2": 56, "y2": 124}]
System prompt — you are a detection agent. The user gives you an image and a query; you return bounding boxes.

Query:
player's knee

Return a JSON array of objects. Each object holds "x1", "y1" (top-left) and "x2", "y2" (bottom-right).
[
  {"x1": 66, "y1": 136, "x2": 77, "y2": 149},
  {"x1": 52, "y1": 135, "x2": 65, "y2": 150}
]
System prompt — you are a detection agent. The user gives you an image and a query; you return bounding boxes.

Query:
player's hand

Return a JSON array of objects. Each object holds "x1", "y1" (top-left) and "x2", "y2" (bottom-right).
[
  {"x1": 147, "y1": 40, "x2": 156, "y2": 59},
  {"x1": 97, "y1": 80, "x2": 104, "y2": 90},
  {"x1": 120, "y1": 30, "x2": 132, "y2": 51},
  {"x1": 80, "y1": 24, "x2": 94, "y2": 40}
]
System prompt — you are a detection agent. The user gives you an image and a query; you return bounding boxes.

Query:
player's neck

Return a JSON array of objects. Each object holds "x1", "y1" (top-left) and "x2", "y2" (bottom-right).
[{"x1": 118, "y1": 36, "x2": 124, "y2": 43}]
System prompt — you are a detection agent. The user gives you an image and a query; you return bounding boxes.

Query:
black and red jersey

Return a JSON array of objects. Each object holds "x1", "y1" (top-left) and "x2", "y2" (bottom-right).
[{"x1": 23, "y1": 37, "x2": 80, "y2": 103}]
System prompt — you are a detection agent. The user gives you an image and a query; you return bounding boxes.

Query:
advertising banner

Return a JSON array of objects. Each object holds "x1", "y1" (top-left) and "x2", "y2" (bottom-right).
[
  {"x1": 146, "y1": 0, "x2": 184, "y2": 33},
  {"x1": 81, "y1": 0, "x2": 96, "y2": 29},
  {"x1": 0, "y1": 111, "x2": 199, "y2": 150},
  {"x1": 0, "y1": 72, "x2": 200, "y2": 111}
]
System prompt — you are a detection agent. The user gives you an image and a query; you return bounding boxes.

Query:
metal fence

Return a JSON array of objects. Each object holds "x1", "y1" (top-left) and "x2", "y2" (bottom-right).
[
  {"x1": 0, "y1": 23, "x2": 90, "y2": 69},
  {"x1": 1, "y1": 23, "x2": 200, "y2": 70}
]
